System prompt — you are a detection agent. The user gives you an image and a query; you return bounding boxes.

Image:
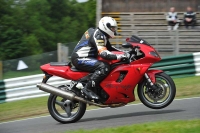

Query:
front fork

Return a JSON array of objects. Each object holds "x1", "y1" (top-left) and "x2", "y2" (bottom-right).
[
  {"x1": 144, "y1": 69, "x2": 163, "y2": 89},
  {"x1": 144, "y1": 73, "x2": 157, "y2": 90},
  {"x1": 144, "y1": 73, "x2": 154, "y2": 86}
]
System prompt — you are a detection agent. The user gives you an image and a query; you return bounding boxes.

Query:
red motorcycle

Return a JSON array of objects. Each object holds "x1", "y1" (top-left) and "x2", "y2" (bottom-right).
[{"x1": 37, "y1": 35, "x2": 176, "y2": 123}]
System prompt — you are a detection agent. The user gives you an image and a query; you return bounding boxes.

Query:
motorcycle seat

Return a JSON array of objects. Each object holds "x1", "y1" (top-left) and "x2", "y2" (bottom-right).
[
  {"x1": 50, "y1": 62, "x2": 84, "y2": 72},
  {"x1": 70, "y1": 66, "x2": 83, "y2": 72},
  {"x1": 50, "y1": 62, "x2": 71, "y2": 66}
]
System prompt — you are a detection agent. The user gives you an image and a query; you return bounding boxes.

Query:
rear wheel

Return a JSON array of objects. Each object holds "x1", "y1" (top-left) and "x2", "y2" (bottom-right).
[
  {"x1": 138, "y1": 72, "x2": 176, "y2": 109},
  {"x1": 48, "y1": 87, "x2": 86, "y2": 123}
]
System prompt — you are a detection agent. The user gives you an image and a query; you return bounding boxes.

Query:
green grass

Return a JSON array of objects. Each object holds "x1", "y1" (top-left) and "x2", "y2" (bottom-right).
[
  {"x1": 173, "y1": 76, "x2": 200, "y2": 98},
  {"x1": 63, "y1": 119, "x2": 200, "y2": 133},
  {"x1": 3, "y1": 69, "x2": 42, "y2": 79},
  {"x1": 0, "y1": 96, "x2": 49, "y2": 122},
  {"x1": 0, "y1": 76, "x2": 200, "y2": 123}
]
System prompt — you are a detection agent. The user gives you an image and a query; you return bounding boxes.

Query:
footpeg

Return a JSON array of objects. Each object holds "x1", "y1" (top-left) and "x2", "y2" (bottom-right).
[{"x1": 82, "y1": 89, "x2": 99, "y2": 100}]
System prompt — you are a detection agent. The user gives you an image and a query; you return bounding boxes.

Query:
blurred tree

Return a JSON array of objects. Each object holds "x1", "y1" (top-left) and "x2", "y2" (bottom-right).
[
  {"x1": 0, "y1": 0, "x2": 28, "y2": 60},
  {"x1": 22, "y1": 0, "x2": 54, "y2": 52},
  {"x1": 84, "y1": 0, "x2": 96, "y2": 28},
  {"x1": 0, "y1": 0, "x2": 11, "y2": 18},
  {"x1": 0, "y1": 0, "x2": 96, "y2": 60}
]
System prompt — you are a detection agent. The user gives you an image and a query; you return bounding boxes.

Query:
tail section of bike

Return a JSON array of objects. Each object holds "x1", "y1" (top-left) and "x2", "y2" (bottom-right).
[{"x1": 40, "y1": 62, "x2": 89, "y2": 80}]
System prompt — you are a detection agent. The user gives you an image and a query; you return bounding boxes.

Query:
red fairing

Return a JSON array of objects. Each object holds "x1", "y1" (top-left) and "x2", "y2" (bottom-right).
[
  {"x1": 98, "y1": 42, "x2": 162, "y2": 104},
  {"x1": 40, "y1": 64, "x2": 89, "y2": 80},
  {"x1": 131, "y1": 43, "x2": 160, "y2": 64},
  {"x1": 146, "y1": 69, "x2": 163, "y2": 83},
  {"x1": 101, "y1": 64, "x2": 149, "y2": 104}
]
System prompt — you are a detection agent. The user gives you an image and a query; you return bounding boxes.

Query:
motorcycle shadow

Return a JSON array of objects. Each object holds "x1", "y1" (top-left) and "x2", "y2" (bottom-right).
[{"x1": 79, "y1": 109, "x2": 184, "y2": 122}]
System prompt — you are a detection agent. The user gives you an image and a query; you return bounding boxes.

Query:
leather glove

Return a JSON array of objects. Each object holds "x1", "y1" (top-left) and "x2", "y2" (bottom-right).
[
  {"x1": 116, "y1": 53, "x2": 129, "y2": 61},
  {"x1": 124, "y1": 52, "x2": 130, "y2": 58},
  {"x1": 117, "y1": 54, "x2": 126, "y2": 60}
]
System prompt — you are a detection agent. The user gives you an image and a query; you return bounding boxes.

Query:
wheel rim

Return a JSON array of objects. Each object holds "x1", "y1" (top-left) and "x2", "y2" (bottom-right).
[
  {"x1": 141, "y1": 75, "x2": 172, "y2": 106},
  {"x1": 50, "y1": 95, "x2": 81, "y2": 121}
]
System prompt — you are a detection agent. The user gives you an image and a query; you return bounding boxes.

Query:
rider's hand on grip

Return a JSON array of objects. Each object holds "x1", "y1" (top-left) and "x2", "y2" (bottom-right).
[
  {"x1": 124, "y1": 52, "x2": 130, "y2": 58},
  {"x1": 117, "y1": 53, "x2": 129, "y2": 61}
]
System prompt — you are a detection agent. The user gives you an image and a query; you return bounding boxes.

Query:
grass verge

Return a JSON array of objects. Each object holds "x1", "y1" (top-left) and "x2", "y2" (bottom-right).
[
  {"x1": 3, "y1": 70, "x2": 42, "y2": 79},
  {"x1": 0, "y1": 76, "x2": 200, "y2": 123},
  {"x1": 64, "y1": 119, "x2": 200, "y2": 133}
]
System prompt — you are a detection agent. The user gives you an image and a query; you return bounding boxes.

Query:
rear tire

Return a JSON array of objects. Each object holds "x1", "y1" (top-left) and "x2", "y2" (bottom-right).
[
  {"x1": 138, "y1": 72, "x2": 176, "y2": 109},
  {"x1": 48, "y1": 91, "x2": 86, "y2": 123}
]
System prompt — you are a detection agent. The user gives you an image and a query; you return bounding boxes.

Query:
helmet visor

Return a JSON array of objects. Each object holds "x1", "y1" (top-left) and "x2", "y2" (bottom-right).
[
  {"x1": 110, "y1": 26, "x2": 117, "y2": 32},
  {"x1": 110, "y1": 26, "x2": 117, "y2": 36}
]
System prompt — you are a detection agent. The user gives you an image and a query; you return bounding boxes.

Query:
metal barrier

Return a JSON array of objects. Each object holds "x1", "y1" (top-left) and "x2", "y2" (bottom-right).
[
  {"x1": 0, "y1": 52, "x2": 200, "y2": 103},
  {"x1": 0, "y1": 74, "x2": 70, "y2": 103},
  {"x1": 151, "y1": 52, "x2": 200, "y2": 77}
]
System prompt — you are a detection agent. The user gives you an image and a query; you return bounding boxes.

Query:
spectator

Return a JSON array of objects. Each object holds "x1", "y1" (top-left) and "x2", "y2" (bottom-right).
[
  {"x1": 184, "y1": 6, "x2": 196, "y2": 29},
  {"x1": 166, "y1": 7, "x2": 180, "y2": 30}
]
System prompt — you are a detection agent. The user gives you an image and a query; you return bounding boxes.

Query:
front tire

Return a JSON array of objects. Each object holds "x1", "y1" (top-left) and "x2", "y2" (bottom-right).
[{"x1": 138, "y1": 72, "x2": 176, "y2": 109}]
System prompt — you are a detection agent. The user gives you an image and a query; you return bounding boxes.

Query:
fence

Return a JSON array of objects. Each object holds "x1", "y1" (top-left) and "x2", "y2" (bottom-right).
[
  {"x1": 1, "y1": 51, "x2": 58, "y2": 79},
  {"x1": 0, "y1": 74, "x2": 70, "y2": 103},
  {"x1": 0, "y1": 43, "x2": 78, "y2": 80},
  {"x1": 0, "y1": 52, "x2": 200, "y2": 104},
  {"x1": 151, "y1": 52, "x2": 200, "y2": 77}
]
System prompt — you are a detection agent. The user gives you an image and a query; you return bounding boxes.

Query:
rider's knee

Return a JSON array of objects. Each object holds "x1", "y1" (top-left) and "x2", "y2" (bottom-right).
[{"x1": 98, "y1": 62, "x2": 110, "y2": 75}]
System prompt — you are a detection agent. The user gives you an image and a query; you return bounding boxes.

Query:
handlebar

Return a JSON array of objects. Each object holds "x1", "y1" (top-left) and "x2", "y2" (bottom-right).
[{"x1": 119, "y1": 45, "x2": 142, "y2": 63}]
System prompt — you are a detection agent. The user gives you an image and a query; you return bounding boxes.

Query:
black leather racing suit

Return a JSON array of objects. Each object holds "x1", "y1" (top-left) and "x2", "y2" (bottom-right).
[{"x1": 71, "y1": 28, "x2": 120, "y2": 99}]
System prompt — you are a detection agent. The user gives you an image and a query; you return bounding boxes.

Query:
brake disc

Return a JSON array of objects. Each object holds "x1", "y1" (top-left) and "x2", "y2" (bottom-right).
[{"x1": 147, "y1": 80, "x2": 167, "y2": 101}]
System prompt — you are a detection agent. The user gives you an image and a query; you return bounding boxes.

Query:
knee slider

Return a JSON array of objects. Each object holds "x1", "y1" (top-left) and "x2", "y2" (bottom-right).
[
  {"x1": 99, "y1": 68, "x2": 109, "y2": 75},
  {"x1": 98, "y1": 62, "x2": 110, "y2": 76}
]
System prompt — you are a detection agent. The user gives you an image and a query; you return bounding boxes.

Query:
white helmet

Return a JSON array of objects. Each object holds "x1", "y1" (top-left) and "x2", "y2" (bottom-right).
[{"x1": 99, "y1": 16, "x2": 117, "y2": 38}]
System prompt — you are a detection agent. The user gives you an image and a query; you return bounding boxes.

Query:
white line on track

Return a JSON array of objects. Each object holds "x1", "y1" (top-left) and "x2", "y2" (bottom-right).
[{"x1": 0, "y1": 96, "x2": 199, "y2": 125}]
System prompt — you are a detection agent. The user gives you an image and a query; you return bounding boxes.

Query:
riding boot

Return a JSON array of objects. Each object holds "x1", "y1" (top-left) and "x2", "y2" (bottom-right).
[
  {"x1": 82, "y1": 68, "x2": 108, "y2": 100},
  {"x1": 82, "y1": 80, "x2": 99, "y2": 100}
]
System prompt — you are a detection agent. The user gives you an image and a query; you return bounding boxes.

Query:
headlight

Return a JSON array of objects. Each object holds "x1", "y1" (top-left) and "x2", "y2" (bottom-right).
[{"x1": 149, "y1": 51, "x2": 160, "y2": 58}]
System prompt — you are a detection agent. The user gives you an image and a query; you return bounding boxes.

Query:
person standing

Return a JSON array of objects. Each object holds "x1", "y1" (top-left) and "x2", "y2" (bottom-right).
[{"x1": 184, "y1": 6, "x2": 196, "y2": 29}]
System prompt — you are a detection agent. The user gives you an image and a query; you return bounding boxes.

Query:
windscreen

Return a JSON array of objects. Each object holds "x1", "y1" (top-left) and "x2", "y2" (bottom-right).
[{"x1": 129, "y1": 35, "x2": 151, "y2": 46}]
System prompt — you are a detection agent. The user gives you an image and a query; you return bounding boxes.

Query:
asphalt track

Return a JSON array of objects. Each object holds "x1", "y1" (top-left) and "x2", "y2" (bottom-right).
[{"x1": 0, "y1": 97, "x2": 200, "y2": 133}]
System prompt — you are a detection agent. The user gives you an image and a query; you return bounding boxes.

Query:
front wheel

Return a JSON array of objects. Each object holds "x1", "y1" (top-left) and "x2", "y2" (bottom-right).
[{"x1": 138, "y1": 72, "x2": 176, "y2": 109}]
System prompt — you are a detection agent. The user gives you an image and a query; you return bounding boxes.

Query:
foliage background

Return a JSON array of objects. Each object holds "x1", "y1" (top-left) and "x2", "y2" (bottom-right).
[{"x1": 0, "y1": 0, "x2": 96, "y2": 60}]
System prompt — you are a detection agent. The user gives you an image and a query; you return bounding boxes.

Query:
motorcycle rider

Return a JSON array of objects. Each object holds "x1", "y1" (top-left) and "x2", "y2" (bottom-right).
[{"x1": 71, "y1": 16, "x2": 128, "y2": 100}]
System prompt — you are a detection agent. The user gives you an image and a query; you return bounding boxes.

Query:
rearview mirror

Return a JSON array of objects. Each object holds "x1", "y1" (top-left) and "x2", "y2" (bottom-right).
[{"x1": 126, "y1": 38, "x2": 130, "y2": 42}]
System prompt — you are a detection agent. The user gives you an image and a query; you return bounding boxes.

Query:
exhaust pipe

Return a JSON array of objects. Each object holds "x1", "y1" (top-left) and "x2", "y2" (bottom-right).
[
  {"x1": 37, "y1": 83, "x2": 75, "y2": 100},
  {"x1": 37, "y1": 83, "x2": 125, "y2": 108}
]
